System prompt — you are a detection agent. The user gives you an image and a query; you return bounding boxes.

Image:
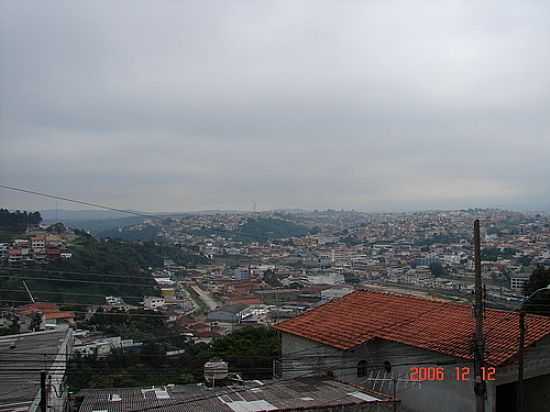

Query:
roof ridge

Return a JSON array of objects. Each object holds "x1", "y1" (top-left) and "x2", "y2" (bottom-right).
[{"x1": 274, "y1": 289, "x2": 550, "y2": 366}]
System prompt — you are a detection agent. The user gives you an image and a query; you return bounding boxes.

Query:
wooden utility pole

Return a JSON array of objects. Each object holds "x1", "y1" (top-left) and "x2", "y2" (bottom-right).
[
  {"x1": 392, "y1": 377, "x2": 398, "y2": 412},
  {"x1": 517, "y1": 310, "x2": 526, "y2": 412},
  {"x1": 473, "y1": 220, "x2": 486, "y2": 412},
  {"x1": 40, "y1": 371, "x2": 47, "y2": 412}
]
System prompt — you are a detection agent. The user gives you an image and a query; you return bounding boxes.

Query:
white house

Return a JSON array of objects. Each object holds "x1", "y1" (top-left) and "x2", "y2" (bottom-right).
[{"x1": 144, "y1": 296, "x2": 165, "y2": 310}]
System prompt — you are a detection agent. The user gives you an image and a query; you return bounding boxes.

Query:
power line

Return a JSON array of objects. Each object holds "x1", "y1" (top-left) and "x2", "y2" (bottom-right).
[
  {"x1": 0, "y1": 266, "x2": 164, "y2": 281},
  {"x1": 0, "y1": 184, "x2": 158, "y2": 219},
  {"x1": 0, "y1": 301, "x2": 174, "y2": 317},
  {"x1": 124, "y1": 363, "x2": 397, "y2": 412},
  {"x1": 0, "y1": 275, "x2": 157, "y2": 288},
  {"x1": 0, "y1": 288, "x2": 148, "y2": 301}
]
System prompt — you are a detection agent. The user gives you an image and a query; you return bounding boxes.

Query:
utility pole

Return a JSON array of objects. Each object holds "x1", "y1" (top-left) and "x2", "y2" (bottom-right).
[
  {"x1": 517, "y1": 310, "x2": 525, "y2": 412},
  {"x1": 516, "y1": 284, "x2": 550, "y2": 412},
  {"x1": 40, "y1": 371, "x2": 47, "y2": 412},
  {"x1": 473, "y1": 220, "x2": 486, "y2": 412},
  {"x1": 392, "y1": 377, "x2": 398, "y2": 412}
]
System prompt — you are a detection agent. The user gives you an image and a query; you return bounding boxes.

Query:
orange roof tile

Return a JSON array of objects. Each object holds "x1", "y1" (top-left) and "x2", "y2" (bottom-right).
[
  {"x1": 273, "y1": 290, "x2": 550, "y2": 366},
  {"x1": 230, "y1": 297, "x2": 262, "y2": 305},
  {"x1": 44, "y1": 311, "x2": 75, "y2": 320},
  {"x1": 17, "y1": 302, "x2": 59, "y2": 315}
]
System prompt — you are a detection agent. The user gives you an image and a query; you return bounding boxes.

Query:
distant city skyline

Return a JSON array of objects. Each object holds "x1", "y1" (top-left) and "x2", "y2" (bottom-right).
[{"x1": 1, "y1": 1, "x2": 550, "y2": 212}]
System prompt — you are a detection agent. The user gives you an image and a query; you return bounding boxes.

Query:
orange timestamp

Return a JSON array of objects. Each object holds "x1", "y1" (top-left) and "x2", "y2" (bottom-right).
[{"x1": 409, "y1": 366, "x2": 496, "y2": 382}]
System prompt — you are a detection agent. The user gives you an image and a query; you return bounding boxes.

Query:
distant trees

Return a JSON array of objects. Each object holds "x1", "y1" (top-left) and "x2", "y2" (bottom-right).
[
  {"x1": 429, "y1": 262, "x2": 448, "y2": 278},
  {"x1": 341, "y1": 235, "x2": 362, "y2": 246},
  {"x1": 0, "y1": 313, "x2": 20, "y2": 336},
  {"x1": 21, "y1": 234, "x2": 208, "y2": 305},
  {"x1": 523, "y1": 266, "x2": 550, "y2": 316},
  {"x1": 67, "y1": 326, "x2": 280, "y2": 390},
  {"x1": 46, "y1": 222, "x2": 67, "y2": 234},
  {"x1": 480, "y1": 247, "x2": 517, "y2": 262},
  {"x1": 86, "y1": 308, "x2": 169, "y2": 341},
  {"x1": 263, "y1": 269, "x2": 282, "y2": 287},
  {"x1": 30, "y1": 312, "x2": 42, "y2": 332},
  {"x1": 0, "y1": 209, "x2": 42, "y2": 232},
  {"x1": 209, "y1": 326, "x2": 280, "y2": 380}
]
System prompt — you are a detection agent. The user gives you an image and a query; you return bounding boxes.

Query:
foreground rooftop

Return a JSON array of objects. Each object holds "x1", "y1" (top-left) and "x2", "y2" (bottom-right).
[
  {"x1": 0, "y1": 329, "x2": 70, "y2": 411},
  {"x1": 273, "y1": 290, "x2": 550, "y2": 366},
  {"x1": 78, "y1": 378, "x2": 390, "y2": 412}
]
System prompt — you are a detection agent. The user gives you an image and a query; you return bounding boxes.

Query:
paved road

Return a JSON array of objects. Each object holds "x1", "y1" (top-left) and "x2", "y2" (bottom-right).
[{"x1": 191, "y1": 285, "x2": 219, "y2": 311}]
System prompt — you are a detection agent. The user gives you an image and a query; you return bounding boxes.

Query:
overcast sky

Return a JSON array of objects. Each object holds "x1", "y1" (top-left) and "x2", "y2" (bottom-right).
[{"x1": 1, "y1": 1, "x2": 549, "y2": 213}]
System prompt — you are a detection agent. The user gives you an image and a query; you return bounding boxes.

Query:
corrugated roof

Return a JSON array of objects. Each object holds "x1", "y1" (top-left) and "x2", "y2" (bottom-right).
[
  {"x1": 273, "y1": 290, "x2": 550, "y2": 366},
  {"x1": 0, "y1": 330, "x2": 70, "y2": 407},
  {"x1": 78, "y1": 378, "x2": 388, "y2": 412}
]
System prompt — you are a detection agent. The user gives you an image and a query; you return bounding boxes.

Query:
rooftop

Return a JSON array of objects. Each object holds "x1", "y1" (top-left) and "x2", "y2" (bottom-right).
[
  {"x1": 273, "y1": 290, "x2": 550, "y2": 366},
  {"x1": 78, "y1": 378, "x2": 389, "y2": 412},
  {"x1": 0, "y1": 329, "x2": 70, "y2": 410}
]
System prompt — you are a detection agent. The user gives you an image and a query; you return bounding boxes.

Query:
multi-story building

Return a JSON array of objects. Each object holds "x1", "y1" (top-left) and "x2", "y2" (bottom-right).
[
  {"x1": 0, "y1": 243, "x2": 8, "y2": 260},
  {"x1": 31, "y1": 236, "x2": 46, "y2": 250},
  {"x1": 510, "y1": 274, "x2": 530, "y2": 292},
  {"x1": 8, "y1": 248, "x2": 22, "y2": 263},
  {"x1": 144, "y1": 296, "x2": 165, "y2": 310}
]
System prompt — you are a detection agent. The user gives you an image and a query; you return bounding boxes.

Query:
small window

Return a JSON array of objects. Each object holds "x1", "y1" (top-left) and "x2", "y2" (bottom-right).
[
  {"x1": 357, "y1": 360, "x2": 367, "y2": 377},
  {"x1": 109, "y1": 394, "x2": 121, "y2": 402},
  {"x1": 384, "y1": 360, "x2": 392, "y2": 373}
]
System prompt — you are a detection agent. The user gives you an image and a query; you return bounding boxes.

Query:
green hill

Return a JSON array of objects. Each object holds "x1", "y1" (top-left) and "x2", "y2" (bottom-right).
[{"x1": 0, "y1": 233, "x2": 208, "y2": 305}]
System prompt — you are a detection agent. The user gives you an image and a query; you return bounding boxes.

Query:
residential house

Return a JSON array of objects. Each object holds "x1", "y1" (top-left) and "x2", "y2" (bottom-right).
[
  {"x1": 207, "y1": 303, "x2": 248, "y2": 324},
  {"x1": 31, "y1": 236, "x2": 46, "y2": 250},
  {"x1": 8, "y1": 247, "x2": 22, "y2": 263},
  {"x1": 0, "y1": 243, "x2": 8, "y2": 260},
  {"x1": 510, "y1": 274, "x2": 530, "y2": 292},
  {"x1": 17, "y1": 302, "x2": 75, "y2": 330},
  {"x1": 274, "y1": 290, "x2": 550, "y2": 412},
  {"x1": 144, "y1": 296, "x2": 165, "y2": 310}
]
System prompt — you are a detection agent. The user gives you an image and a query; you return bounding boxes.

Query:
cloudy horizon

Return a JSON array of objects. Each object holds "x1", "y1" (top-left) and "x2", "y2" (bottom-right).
[{"x1": 1, "y1": 1, "x2": 550, "y2": 213}]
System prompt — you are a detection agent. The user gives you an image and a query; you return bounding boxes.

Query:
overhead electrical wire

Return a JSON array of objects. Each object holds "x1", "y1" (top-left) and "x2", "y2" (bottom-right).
[
  {"x1": 0, "y1": 184, "x2": 160, "y2": 219},
  {"x1": 0, "y1": 275, "x2": 157, "y2": 288},
  {"x1": 0, "y1": 266, "x2": 167, "y2": 281},
  {"x1": 0, "y1": 288, "x2": 148, "y2": 301}
]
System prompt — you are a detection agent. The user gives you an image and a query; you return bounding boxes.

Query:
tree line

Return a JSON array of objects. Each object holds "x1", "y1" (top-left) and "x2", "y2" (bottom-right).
[{"x1": 0, "y1": 209, "x2": 42, "y2": 233}]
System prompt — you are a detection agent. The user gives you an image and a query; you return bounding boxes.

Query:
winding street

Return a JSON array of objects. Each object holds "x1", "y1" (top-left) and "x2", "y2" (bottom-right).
[{"x1": 190, "y1": 285, "x2": 219, "y2": 311}]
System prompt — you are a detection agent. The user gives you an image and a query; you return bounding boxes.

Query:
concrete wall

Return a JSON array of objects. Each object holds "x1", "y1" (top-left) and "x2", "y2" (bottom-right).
[
  {"x1": 207, "y1": 310, "x2": 240, "y2": 323},
  {"x1": 492, "y1": 335, "x2": 550, "y2": 412},
  {"x1": 280, "y1": 332, "x2": 550, "y2": 412},
  {"x1": 29, "y1": 329, "x2": 73, "y2": 412},
  {"x1": 282, "y1": 403, "x2": 394, "y2": 412}
]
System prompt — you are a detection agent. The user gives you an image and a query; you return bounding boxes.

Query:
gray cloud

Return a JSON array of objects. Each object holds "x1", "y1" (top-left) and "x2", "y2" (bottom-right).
[{"x1": 1, "y1": 0, "x2": 550, "y2": 212}]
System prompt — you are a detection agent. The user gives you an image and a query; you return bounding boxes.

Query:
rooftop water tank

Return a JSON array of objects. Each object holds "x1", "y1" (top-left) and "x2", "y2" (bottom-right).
[{"x1": 204, "y1": 359, "x2": 228, "y2": 385}]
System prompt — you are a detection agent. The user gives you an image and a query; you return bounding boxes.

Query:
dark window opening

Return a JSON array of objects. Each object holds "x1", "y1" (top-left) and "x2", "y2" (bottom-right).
[{"x1": 357, "y1": 360, "x2": 367, "y2": 377}]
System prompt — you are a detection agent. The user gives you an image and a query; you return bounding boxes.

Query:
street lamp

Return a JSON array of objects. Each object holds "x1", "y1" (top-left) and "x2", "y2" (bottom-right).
[{"x1": 517, "y1": 284, "x2": 550, "y2": 412}]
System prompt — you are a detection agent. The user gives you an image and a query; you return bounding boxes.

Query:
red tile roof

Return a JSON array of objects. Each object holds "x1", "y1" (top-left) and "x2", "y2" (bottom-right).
[
  {"x1": 229, "y1": 297, "x2": 262, "y2": 305},
  {"x1": 17, "y1": 302, "x2": 59, "y2": 315},
  {"x1": 44, "y1": 311, "x2": 75, "y2": 320},
  {"x1": 273, "y1": 290, "x2": 550, "y2": 366}
]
